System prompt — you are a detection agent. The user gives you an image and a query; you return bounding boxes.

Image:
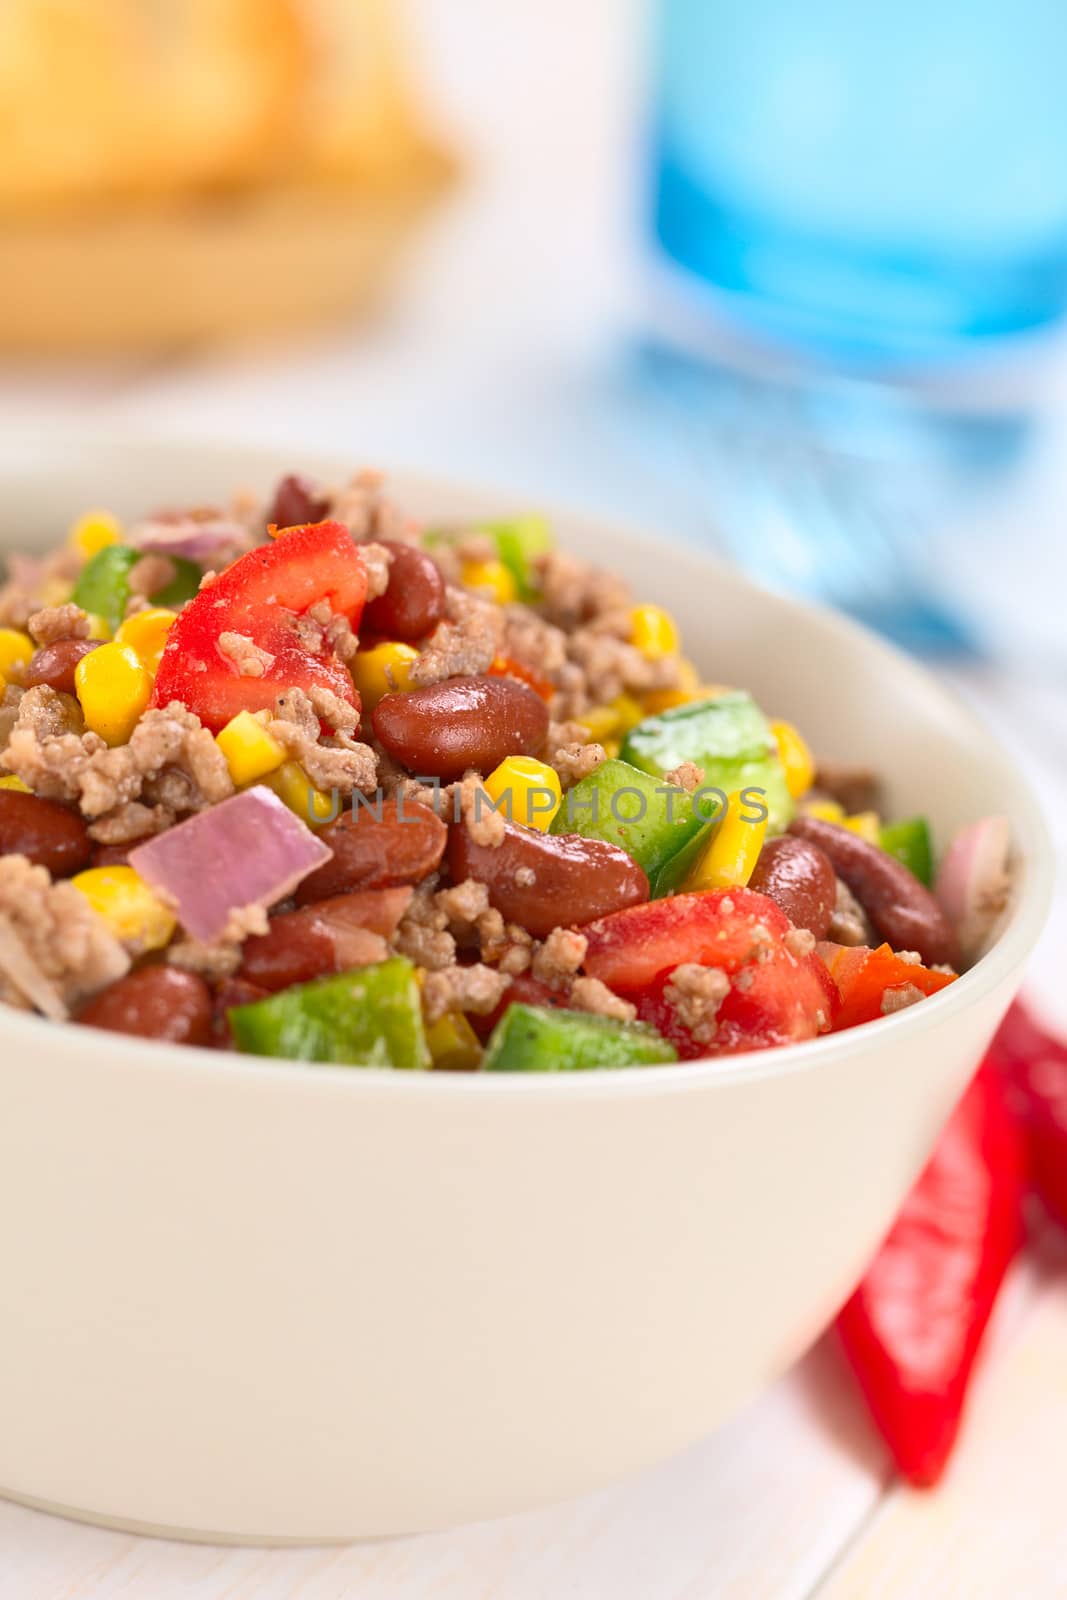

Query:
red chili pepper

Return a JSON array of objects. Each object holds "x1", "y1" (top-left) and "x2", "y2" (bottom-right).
[
  {"x1": 836, "y1": 1063, "x2": 1024, "y2": 1486},
  {"x1": 987, "y1": 998, "x2": 1067, "y2": 1229}
]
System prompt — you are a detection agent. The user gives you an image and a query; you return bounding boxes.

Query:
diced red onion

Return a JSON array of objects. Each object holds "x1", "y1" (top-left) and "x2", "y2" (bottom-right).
[
  {"x1": 129, "y1": 789, "x2": 331, "y2": 944},
  {"x1": 129, "y1": 516, "x2": 253, "y2": 566},
  {"x1": 935, "y1": 815, "x2": 1013, "y2": 965}
]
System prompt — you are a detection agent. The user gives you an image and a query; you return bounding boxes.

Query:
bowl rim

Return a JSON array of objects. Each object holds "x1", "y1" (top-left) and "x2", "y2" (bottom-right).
[{"x1": 0, "y1": 436, "x2": 1053, "y2": 1102}]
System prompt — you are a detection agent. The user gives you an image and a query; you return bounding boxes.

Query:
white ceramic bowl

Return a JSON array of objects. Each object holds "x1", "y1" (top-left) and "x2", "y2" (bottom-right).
[{"x1": 0, "y1": 439, "x2": 1051, "y2": 1543}]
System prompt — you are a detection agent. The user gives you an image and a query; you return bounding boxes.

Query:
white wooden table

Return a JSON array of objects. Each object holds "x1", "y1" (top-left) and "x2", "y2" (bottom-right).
[{"x1": 1, "y1": 2, "x2": 1065, "y2": 1591}]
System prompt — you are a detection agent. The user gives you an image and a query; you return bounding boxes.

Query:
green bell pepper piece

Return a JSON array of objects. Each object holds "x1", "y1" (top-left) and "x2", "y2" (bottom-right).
[
  {"x1": 620, "y1": 691, "x2": 794, "y2": 834},
  {"x1": 483, "y1": 1003, "x2": 677, "y2": 1072},
  {"x1": 229, "y1": 957, "x2": 431, "y2": 1069},
  {"x1": 880, "y1": 816, "x2": 933, "y2": 885},
  {"x1": 72, "y1": 545, "x2": 141, "y2": 633},
  {"x1": 152, "y1": 556, "x2": 201, "y2": 610},
  {"x1": 550, "y1": 757, "x2": 710, "y2": 885},
  {"x1": 482, "y1": 514, "x2": 554, "y2": 600}
]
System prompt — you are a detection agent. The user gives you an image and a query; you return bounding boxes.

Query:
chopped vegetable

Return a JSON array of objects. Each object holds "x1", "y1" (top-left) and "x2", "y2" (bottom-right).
[
  {"x1": 128, "y1": 787, "x2": 330, "y2": 943},
  {"x1": 770, "y1": 719, "x2": 815, "y2": 800},
  {"x1": 230, "y1": 957, "x2": 431, "y2": 1069},
  {"x1": 935, "y1": 814, "x2": 1012, "y2": 965},
  {"x1": 818, "y1": 942, "x2": 956, "y2": 1029},
  {"x1": 629, "y1": 604, "x2": 679, "y2": 660},
  {"x1": 0, "y1": 627, "x2": 34, "y2": 681},
  {"x1": 482, "y1": 1003, "x2": 677, "y2": 1072},
  {"x1": 549, "y1": 757, "x2": 708, "y2": 883},
  {"x1": 113, "y1": 607, "x2": 179, "y2": 672},
  {"x1": 130, "y1": 515, "x2": 249, "y2": 564},
  {"x1": 71, "y1": 545, "x2": 142, "y2": 633},
  {"x1": 71, "y1": 864, "x2": 176, "y2": 953},
  {"x1": 481, "y1": 513, "x2": 553, "y2": 600},
  {"x1": 879, "y1": 816, "x2": 933, "y2": 885},
  {"x1": 425, "y1": 1009, "x2": 484, "y2": 1071},
  {"x1": 216, "y1": 710, "x2": 286, "y2": 787},
  {"x1": 620, "y1": 692, "x2": 794, "y2": 834},
  {"x1": 461, "y1": 559, "x2": 517, "y2": 605},
  {"x1": 674, "y1": 789, "x2": 768, "y2": 893},
  {"x1": 837, "y1": 1066, "x2": 1024, "y2": 1486},
  {"x1": 152, "y1": 556, "x2": 202, "y2": 610},
  {"x1": 74, "y1": 641, "x2": 152, "y2": 746}
]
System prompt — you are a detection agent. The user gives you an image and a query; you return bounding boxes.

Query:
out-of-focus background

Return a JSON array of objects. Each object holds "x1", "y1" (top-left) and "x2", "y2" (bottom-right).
[{"x1": 1, "y1": 2, "x2": 1066, "y2": 1593}]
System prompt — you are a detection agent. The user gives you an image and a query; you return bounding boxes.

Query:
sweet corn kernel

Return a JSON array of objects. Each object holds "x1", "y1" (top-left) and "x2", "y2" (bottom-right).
[
  {"x1": 804, "y1": 799, "x2": 846, "y2": 824},
  {"x1": 37, "y1": 577, "x2": 73, "y2": 607},
  {"x1": 630, "y1": 603, "x2": 680, "y2": 660},
  {"x1": 84, "y1": 613, "x2": 112, "y2": 641},
  {"x1": 263, "y1": 761, "x2": 338, "y2": 828},
  {"x1": 461, "y1": 559, "x2": 518, "y2": 605},
  {"x1": 0, "y1": 628, "x2": 34, "y2": 682},
  {"x1": 114, "y1": 607, "x2": 177, "y2": 672},
  {"x1": 483, "y1": 756, "x2": 562, "y2": 831},
  {"x1": 425, "y1": 1010, "x2": 484, "y2": 1072},
  {"x1": 216, "y1": 710, "x2": 286, "y2": 787},
  {"x1": 771, "y1": 719, "x2": 816, "y2": 800},
  {"x1": 0, "y1": 775, "x2": 30, "y2": 792},
  {"x1": 578, "y1": 693, "x2": 645, "y2": 745},
  {"x1": 642, "y1": 658, "x2": 702, "y2": 713},
  {"x1": 351, "y1": 641, "x2": 419, "y2": 712},
  {"x1": 71, "y1": 864, "x2": 176, "y2": 953},
  {"x1": 74, "y1": 642, "x2": 151, "y2": 746},
  {"x1": 682, "y1": 791, "x2": 768, "y2": 893},
  {"x1": 844, "y1": 810, "x2": 882, "y2": 845},
  {"x1": 603, "y1": 738, "x2": 621, "y2": 759},
  {"x1": 68, "y1": 510, "x2": 121, "y2": 562}
]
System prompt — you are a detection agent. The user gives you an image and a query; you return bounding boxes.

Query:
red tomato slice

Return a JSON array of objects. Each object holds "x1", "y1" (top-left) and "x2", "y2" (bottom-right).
[
  {"x1": 818, "y1": 941, "x2": 956, "y2": 1030},
  {"x1": 582, "y1": 889, "x2": 793, "y2": 995},
  {"x1": 151, "y1": 521, "x2": 367, "y2": 732},
  {"x1": 634, "y1": 947, "x2": 838, "y2": 1057}
]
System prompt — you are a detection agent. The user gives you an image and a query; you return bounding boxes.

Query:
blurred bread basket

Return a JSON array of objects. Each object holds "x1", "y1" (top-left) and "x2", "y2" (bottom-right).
[{"x1": 0, "y1": 0, "x2": 454, "y2": 353}]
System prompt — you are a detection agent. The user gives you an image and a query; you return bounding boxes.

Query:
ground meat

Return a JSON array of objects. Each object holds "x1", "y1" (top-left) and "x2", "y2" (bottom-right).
[
  {"x1": 306, "y1": 685, "x2": 360, "y2": 736},
  {"x1": 128, "y1": 553, "x2": 177, "y2": 599},
  {"x1": 392, "y1": 879, "x2": 456, "y2": 972},
  {"x1": 332, "y1": 469, "x2": 418, "y2": 546},
  {"x1": 435, "y1": 877, "x2": 491, "y2": 931},
  {"x1": 564, "y1": 628, "x2": 680, "y2": 711},
  {"x1": 167, "y1": 937, "x2": 242, "y2": 981},
  {"x1": 664, "y1": 963, "x2": 731, "y2": 1044},
  {"x1": 3, "y1": 695, "x2": 233, "y2": 820},
  {"x1": 456, "y1": 773, "x2": 507, "y2": 848},
  {"x1": 569, "y1": 976, "x2": 637, "y2": 1022},
  {"x1": 0, "y1": 855, "x2": 129, "y2": 1019},
  {"x1": 268, "y1": 687, "x2": 377, "y2": 797},
  {"x1": 813, "y1": 763, "x2": 882, "y2": 816},
  {"x1": 881, "y1": 983, "x2": 926, "y2": 1015},
  {"x1": 502, "y1": 609, "x2": 569, "y2": 681},
  {"x1": 828, "y1": 877, "x2": 874, "y2": 947},
  {"x1": 536, "y1": 550, "x2": 632, "y2": 630},
  {"x1": 532, "y1": 927, "x2": 588, "y2": 990},
  {"x1": 0, "y1": 684, "x2": 24, "y2": 753},
  {"x1": 361, "y1": 542, "x2": 394, "y2": 602},
  {"x1": 551, "y1": 741, "x2": 606, "y2": 788},
  {"x1": 87, "y1": 801, "x2": 175, "y2": 845},
  {"x1": 306, "y1": 600, "x2": 359, "y2": 664},
  {"x1": 420, "y1": 962, "x2": 510, "y2": 1025},
  {"x1": 0, "y1": 585, "x2": 35, "y2": 632},
  {"x1": 784, "y1": 926, "x2": 817, "y2": 960},
  {"x1": 663, "y1": 761, "x2": 704, "y2": 793},
  {"x1": 27, "y1": 603, "x2": 90, "y2": 646},
  {"x1": 218, "y1": 632, "x2": 275, "y2": 677},
  {"x1": 410, "y1": 586, "x2": 504, "y2": 687}
]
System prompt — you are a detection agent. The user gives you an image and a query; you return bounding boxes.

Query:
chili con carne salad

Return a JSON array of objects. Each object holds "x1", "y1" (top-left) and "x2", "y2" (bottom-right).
[{"x1": 0, "y1": 470, "x2": 1013, "y2": 1069}]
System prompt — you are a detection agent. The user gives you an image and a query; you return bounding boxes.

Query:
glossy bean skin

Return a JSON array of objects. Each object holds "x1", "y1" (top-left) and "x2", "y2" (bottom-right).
[
  {"x1": 79, "y1": 966, "x2": 213, "y2": 1045},
  {"x1": 0, "y1": 789, "x2": 93, "y2": 876},
  {"x1": 449, "y1": 821, "x2": 649, "y2": 940},
  {"x1": 213, "y1": 976, "x2": 269, "y2": 1048},
  {"x1": 790, "y1": 815, "x2": 960, "y2": 968},
  {"x1": 294, "y1": 797, "x2": 446, "y2": 904},
  {"x1": 373, "y1": 676, "x2": 550, "y2": 782},
  {"x1": 362, "y1": 541, "x2": 446, "y2": 641},
  {"x1": 266, "y1": 473, "x2": 330, "y2": 530},
  {"x1": 90, "y1": 843, "x2": 132, "y2": 869},
  {"x1": 23, "y1": 639, "x2": 101, "y2": 694},
  {"x1": 749, "y1": 835, "x2": 837, "y2": 939},
  {"x1": 239, "y1": 888, "x2": 412, "y2": 990}
]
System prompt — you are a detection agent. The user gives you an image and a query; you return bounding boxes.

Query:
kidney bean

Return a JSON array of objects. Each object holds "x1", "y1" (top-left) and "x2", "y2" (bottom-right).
[
  {"x1": 749, "y1": 835, "x2": 837, "y2": 939},
  {"x1": 79, "y1": 966, "x2": 213, "y2": 1045},
  {"x1": 266, "y1": 473, "x2": 330, "y2": 530},
  {"x1": 90, "y1": 843, "x2": 131, "y2": 869},
  {"x1": 294, "y1": 797, "x2": 446, "y2": 904},
  {"x1": 0, "y1": 789, "x2": 93, "y2": 876},
  {"x1": 362, "y1": 541, "x2": 446, "y2": 641},
  {"x1": 449, "y1": 821, "x2": 649, "y2": 940},
  {"x1": 213, "y1": 976, "x2": 269, "y2": 1048},
  {"x1": 790, "y1": 815, "x2": 960, "y2": 968},
  {"x1": 22, "y1": 638, "x2": 101, "y2": 695},
  {"x1": 373, "y1": 676, "x2": 550, "y2": 782},
  {"x1": 239, "y1": 888, "x2": 411, "y2": 990}
]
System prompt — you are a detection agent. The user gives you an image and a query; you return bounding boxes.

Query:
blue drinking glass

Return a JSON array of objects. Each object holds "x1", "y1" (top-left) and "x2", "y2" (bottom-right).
[{"x1": 653, "y1": 0, "x2": 1067, "y2": 362}]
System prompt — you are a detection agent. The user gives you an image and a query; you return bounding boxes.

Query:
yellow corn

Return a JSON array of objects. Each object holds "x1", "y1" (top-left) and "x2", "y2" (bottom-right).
[
  {"x1": 74, "y1": 642, "x2": 151, "y2": 746},
  {"x1": 68, "y1": 510, "x2": 121, "y2": 562},
  {"x1": 461, "y1": 559, "x2": 518, "y2": 605},
  {"x1": 263, "y1": 760, "x2": 338, "y2": 828},
  {"x1": 630, "y1": 603, "x2": 680, "y2": 660},
  {"x1": 216, "y1": 710, "x2": 286, "y2": 787},
  {"x1": 771, "y1": 719, "x2": 815, "y2": 800},
  {"x1": 84, "y1": 613, "x2": 112, "y2": 641},
  {"x1": 682, "y1": 790, "x2": 768, "y2": 893},
  {"x1": 114, "y1": 607, "x2": 177, "y2": 672},
  {"x1": 71, "y1": 864, "x2": 176, "y2": 953},
  {"x1": 578, "y1": 693, "x2": 645, "y2": 746},
  {"x1": 642, "y1": 658, "x2": 702, "y2": 713},
  {"x1": 804, "y1": 799, "x2": 845, "y2": 824},
  {"x1": 0, "y1": 775, "x2": 30, "y2": 792},
  {"x1": 37, "y1": 577, "x2": 73, "y2": 607},
  {"x1": 0, "y1": 628, "x2": 34, "y2": 682},
  {"x1": 843, "y1": 810, "x2": 882, "y2": 845},
  {"x1": 603, "y1": 738, "x2": 621, "y2": 759},
  {"x1": 350, "y1": 641, "x2": 419, "y2": 712},
  {"x1": 483, "y1": 755, "x2": 562, "y2": 831},
  {"x1": 425, "y1": 1010, "x2": 484, "y2": 1072}
]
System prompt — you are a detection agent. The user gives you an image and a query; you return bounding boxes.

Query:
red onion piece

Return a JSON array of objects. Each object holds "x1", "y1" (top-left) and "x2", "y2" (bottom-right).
[
  {"x1": 129, "y1": 517, "x2": 253, "y2": 566},
  {"x1": 129, "y1": 789, "x2": 331, "y2": 944},
  {"x1": 935, "y1": 815, "x2": 1013, "y2": 965}
]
